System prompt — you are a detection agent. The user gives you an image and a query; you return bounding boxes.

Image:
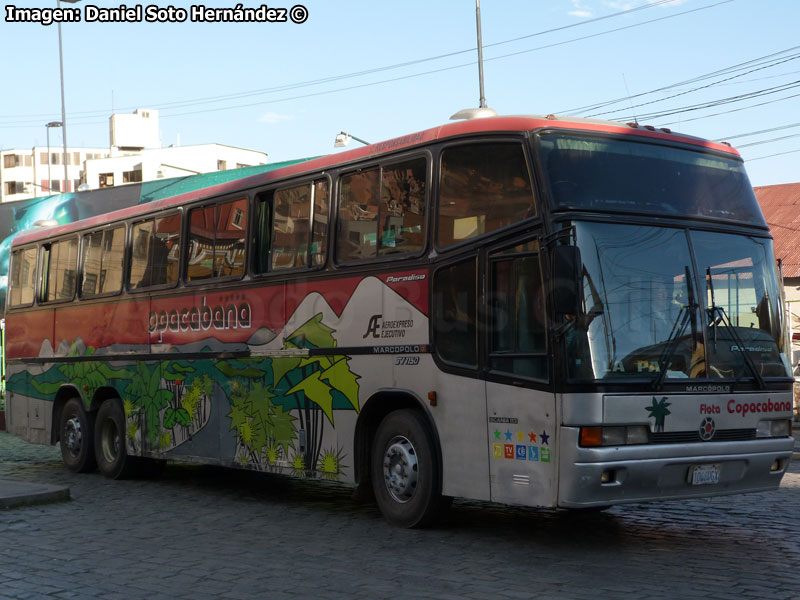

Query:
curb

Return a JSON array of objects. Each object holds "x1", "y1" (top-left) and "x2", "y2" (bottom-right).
[{"x1": 0, "y1": 480, "x2": 71, "y2": 510}]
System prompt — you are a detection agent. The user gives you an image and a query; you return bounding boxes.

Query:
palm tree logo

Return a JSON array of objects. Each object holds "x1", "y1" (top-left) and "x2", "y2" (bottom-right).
[{"x1": 646, "y1": 396, "x2": 671, "y2": 433}]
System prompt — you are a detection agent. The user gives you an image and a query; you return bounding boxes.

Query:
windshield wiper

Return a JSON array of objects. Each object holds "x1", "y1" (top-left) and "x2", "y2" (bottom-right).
[
  {"x1": 652, "y1": 266, "x2": 699, "y2": 391},
  {"x1": 706, "y1": 266, "x2": 766, "y2": 389}
]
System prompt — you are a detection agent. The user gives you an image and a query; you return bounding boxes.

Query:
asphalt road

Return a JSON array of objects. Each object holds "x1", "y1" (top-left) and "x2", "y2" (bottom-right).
[{"x1": 1, "y1": 431, "x2": 799, "y2": 600}]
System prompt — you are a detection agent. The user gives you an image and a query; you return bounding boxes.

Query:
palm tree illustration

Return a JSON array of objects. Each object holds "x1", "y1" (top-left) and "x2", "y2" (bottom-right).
[{"x1": 646, "y1": 396, "x2": 671, "y2": 433}]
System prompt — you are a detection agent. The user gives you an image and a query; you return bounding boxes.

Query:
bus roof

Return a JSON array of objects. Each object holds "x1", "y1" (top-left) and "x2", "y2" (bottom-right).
[{"x1": 12, "y1": 114, "x2": 741, "y2": 247}]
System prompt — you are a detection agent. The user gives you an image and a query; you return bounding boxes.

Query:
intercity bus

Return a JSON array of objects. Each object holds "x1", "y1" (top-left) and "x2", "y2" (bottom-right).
[{"x1": 4, "y1": 115, "x2": 794, "y2": 527}]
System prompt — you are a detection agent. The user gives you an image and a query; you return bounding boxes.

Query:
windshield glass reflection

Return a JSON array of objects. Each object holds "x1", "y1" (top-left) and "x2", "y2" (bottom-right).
[{"x1": 565, "y1": 222, "x2": 790, "y2": 381}]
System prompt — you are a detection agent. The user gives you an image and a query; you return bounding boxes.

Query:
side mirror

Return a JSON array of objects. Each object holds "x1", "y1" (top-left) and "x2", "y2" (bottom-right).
[{"x1": 552, "y1": 245, "x2": 581, "y2": 316}]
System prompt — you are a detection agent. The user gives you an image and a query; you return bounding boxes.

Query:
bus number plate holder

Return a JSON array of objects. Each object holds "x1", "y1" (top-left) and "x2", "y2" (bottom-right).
[{"x1": 689, "y1": 463, "x2": 720, "y2": 486}]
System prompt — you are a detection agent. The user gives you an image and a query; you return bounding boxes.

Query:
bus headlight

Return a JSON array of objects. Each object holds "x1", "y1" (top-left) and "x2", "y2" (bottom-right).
[
  {"x1": 579, "y1": 425, "x2": 650, "y2": 447},
  {"x1": 755, "y1": 419, "x2": 792, "y2": 438}
]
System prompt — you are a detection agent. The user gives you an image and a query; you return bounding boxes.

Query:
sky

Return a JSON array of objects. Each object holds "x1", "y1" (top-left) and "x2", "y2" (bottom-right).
[{"x1": 1, "y1": 0, "x2": 799, "y2": 187}]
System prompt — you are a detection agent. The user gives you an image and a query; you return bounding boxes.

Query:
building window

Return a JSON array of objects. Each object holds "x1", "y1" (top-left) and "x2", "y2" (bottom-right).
[
  {"x1": 51, "y1": 153, "x2": 60, "y2": 166},
  {"x1": 73, "y1": 152, "x2": 80, "y2": 165},
  {"x1": 4, "y1": 181, "x2": 24, "y2": 195},
  {"x1": 3, "y1": 155, "x2": 20, "y2": 168},
  {"x1": 40, "y1": 152, "x2": 48, "y2": 165},
  {"x1": 73, "y1": 179, "x2": 81, "y2": 191},
  {"x1": 50, "y1": 180, "x2": 61, "y2": 193},
  {"x1": 122, "y1": 169, "x2": 142, "y2": 183},
  {"x1": 217, "y1": 160, "x2": 227, "y2": 171},
  {"x1": 236, "y1": 163, "x2": 250, "y2": 169},
  {"x1": 24, "y1": 155, "x2": 32, "y2": 167},
  {"x1": 99, "y1": 173, "x2": 114, "y2": 188}
]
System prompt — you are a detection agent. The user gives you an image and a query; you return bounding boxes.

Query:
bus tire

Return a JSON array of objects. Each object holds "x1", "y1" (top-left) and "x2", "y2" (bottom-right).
[
  {"x1": 94, "y1": 399, "x2": 136, "y2": 479},
  {"x1": 371, "y1": 409, "x2": 444, "y2": 528},
  {"x1": 59, "y1": 397, "x2": 97, "y2": 473}
]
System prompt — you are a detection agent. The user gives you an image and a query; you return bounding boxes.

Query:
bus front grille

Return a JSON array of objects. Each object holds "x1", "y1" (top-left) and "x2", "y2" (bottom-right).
[{"x1": 649, "y1": 429, "x2": 756, "y2": 444}]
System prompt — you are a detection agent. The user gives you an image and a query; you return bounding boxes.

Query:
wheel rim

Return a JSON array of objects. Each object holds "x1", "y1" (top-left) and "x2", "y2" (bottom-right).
[
  {"x1": 63, "y1": 416, "x2": 83, "y2": 458},
  {"x1": 382, "y1": 435, "x2": 419, "y2": 503},
  {"x1": 100, "y1": 417, "x2": 120, "y2": 465}
]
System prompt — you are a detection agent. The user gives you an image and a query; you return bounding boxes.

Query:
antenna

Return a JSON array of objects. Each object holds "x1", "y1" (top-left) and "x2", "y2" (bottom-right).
[
  {"x1": 450, "y1": 0, "x2": 497, "y2": 120},
  {"x1": 476, "y1": 0, "x2": 487, "y2": 109},
  {"x1": 622, "y1": 73, "x2": 638, "y2": 125}
]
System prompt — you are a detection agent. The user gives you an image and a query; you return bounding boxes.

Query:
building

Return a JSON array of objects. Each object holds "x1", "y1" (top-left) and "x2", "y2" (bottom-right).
[
  {"x1": 0, "y1": 146, "x2": 109, "y2": 202},
  {"x1": 83, "y1": 143, "x2": 267, "y2": 190},
  {"x1": 753, "y1": 182, "x2": 800, "y2": 377},
  {"x1": 2, "y1": 108, "x2": 267, "y2": 201}
]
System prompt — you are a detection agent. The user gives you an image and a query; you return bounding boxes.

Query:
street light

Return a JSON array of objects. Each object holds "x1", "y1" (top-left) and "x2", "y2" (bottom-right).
[
  {"x1": 334, "y1": 132, "x2": 370, "y2": 148},
  {"x1": 45, "y1": 121, "x2": 62, "y2": 190},
  {"x1": 57, "y1": 0, "x2": 81, "y2": 193}
]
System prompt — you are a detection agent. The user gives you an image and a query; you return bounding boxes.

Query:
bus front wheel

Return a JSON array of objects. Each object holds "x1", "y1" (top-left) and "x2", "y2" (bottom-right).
[
  {"x1": 59, "y1": 398, "x2": 97, "y2": 473},
  {"x1": 94, "y1": 399, "x2": 136, "y2": 479},
  {"x1": 371, "y1": 409, "x2": 445, "y2": 528}
]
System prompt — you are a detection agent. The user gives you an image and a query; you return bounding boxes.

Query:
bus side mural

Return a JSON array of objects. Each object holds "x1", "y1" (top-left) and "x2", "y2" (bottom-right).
[{"x1": 5, "y1": 274, "x2": 426, "y2": 480}]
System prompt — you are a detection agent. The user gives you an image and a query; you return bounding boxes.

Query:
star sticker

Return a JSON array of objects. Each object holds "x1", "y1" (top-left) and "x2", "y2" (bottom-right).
[
  {"x1": 540, "y1": 430, "x2": 550, "y2": 445},
  {"x1": 517, "y1": 431, "x2": 524, "y2": 442},
  {"x1": 493, "y1": 429, "x2": 501, "y2": 440},
  {"x1": 504, "y1": 429, "x2": 513, "y2": 441},
  {"x1": 528, "y1": 432, "x2": 537, "y2": 443}
]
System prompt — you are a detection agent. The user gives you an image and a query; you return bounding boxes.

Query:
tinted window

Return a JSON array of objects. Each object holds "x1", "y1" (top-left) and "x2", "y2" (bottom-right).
[
  {"x1": 44, "y1": 238, "x2": 78, "y2": 302},
  {"x1": 432, "y1": 258, "x2": 477, "y2": 366},
  {"x1": 129, "y1": 214, "x2": 181, "y2": 289},
  {"x1": 187, "y1": 199, "x2": 247, "y2": 281},
  {"x1": 337, "y1": 158, "x2": 427, "y2": 263},
  {"x1": 254, "y1": 180, "x2": 328, "y2": 273},
  {"x1": 539, "y1": 133, "x2": 765, "y2": 225},
  {"x1": 9, "y1": 247, "x2": 37, "y2": 307},
  {"x1": 337, "y1": 169, "x2": 380, "y2": 262},
  {"x1": 489, "y1": 241, "x2": 547, "y2": 380},
  {"x1": 82, "y1": 226, "x2": 124, "y2": 297},
  {"x1": 438, "y1": 143, "x2": 534, "y2": 248}
]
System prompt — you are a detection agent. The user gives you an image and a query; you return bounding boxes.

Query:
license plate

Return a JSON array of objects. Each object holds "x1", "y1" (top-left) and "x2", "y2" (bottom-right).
[{"x1": 690, "y1": 464, "x2": 720, "y2": 486}]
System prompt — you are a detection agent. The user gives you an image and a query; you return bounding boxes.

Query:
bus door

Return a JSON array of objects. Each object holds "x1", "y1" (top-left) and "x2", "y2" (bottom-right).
[{"x1": 484, "y1": 238, "x2": 557, "y2": 507}]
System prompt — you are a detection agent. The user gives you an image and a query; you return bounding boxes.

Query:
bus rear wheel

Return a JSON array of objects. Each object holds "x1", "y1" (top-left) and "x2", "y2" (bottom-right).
[
  {"x1": 94, "y1": 399, "x2": 136, "y2": 479},
  {"x1": 59, "y1": 398, "x2": 97, "y2": 473},
  {"x1": 371, "y1": 409, "x2": 445, "y2": 528}
]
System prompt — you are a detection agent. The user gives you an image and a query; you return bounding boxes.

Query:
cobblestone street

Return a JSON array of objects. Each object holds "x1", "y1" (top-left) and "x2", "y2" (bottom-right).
[{"x1": 2, "y1": 431, "x2": 800, "y2": 600}]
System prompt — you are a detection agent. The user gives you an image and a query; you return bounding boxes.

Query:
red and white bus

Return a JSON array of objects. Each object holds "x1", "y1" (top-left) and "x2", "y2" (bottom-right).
[{"x1": 5, "y1": 115, "x2": 794, "y2": 527}]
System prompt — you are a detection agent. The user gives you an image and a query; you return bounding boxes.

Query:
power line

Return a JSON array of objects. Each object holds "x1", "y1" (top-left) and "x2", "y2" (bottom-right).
[
  {"x1": 585, "y1": 53, "x2": 800, "y2": 119},
  {"x1": 0, "y1": 0, "x2": 733, "y2": 127},
  {"x1": 745, "y1": 148, "x2": 800, "y2": 162},
  {"x1": 714, "y1": 122, "x2": 800, "y2": 142}
]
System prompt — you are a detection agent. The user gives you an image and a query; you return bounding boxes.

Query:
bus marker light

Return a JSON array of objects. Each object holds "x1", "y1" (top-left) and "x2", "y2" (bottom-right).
[
  {"x1": 771, "y1": 460, "x2": 781, "y2": 472},
  {"x1": 601, "y1": 470, "x2": 615, "y2": 484},
  {"x1": 579, "y1": 427, "x2": 603, "y2": 447},
  {"x1": 428, "y1": 391, "x2": 437, "y2": 407}
]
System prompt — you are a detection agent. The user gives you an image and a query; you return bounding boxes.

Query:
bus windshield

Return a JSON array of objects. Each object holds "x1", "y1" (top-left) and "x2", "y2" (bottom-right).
[
  {"x1": 539, "y1": 133, "x2": 766, "y2": 225},
  {"x1": 565, "y1": 222, "x2": 792, "y2": 382}
]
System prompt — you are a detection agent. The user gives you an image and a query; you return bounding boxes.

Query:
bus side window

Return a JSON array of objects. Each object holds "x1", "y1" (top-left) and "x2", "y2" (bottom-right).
[
  {"x1": 337, "y1": 168, "x2": 380, "y2": 262},
  {"x1": 44, "y1": 238, "x2": 78, "y2": 302},
  {"x1": 311, "y1": 180, "x2": 329, "y2": 266},
  {"x1": 489, "y1": 242, "x2": 547, "y2": 380},
  {"x1": 438, "y1": 143, "x2": 535, "y2": 249},
  {"x1": 432, "y1": 257, "x2": 478, "y2": 367},
  {"x1": 8, "y1": 247, "x2": 37, "y2": 307},
  {"x1": 253, "y1": 195, "x2": 271, "y2": 274},
  {"x1": 272, "y1": 184, "x2": 311, "y2": 270},
  {"x1": 187, "y1": 200, "x2": 246, "y2": 280},
  {"x1": 379, "y1": 158, "x2": 426, "y2": 256},
  {"x1": 129, "y1": 220, "x2": 154, "y2": 288},
  {"x1": 215, "y1": 199, "x2": 247, "y2": 277}
]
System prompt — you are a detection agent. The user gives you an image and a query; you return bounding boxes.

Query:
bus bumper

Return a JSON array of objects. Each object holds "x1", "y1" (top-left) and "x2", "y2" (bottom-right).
[{"x1": 557, "y1": 427, "x2": 793, "y2": 508}]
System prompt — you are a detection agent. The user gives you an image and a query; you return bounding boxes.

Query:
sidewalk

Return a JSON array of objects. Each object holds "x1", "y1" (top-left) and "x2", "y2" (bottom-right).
[{"x1": 0, "y1": 432, "x2": 70, "y2": 509}]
